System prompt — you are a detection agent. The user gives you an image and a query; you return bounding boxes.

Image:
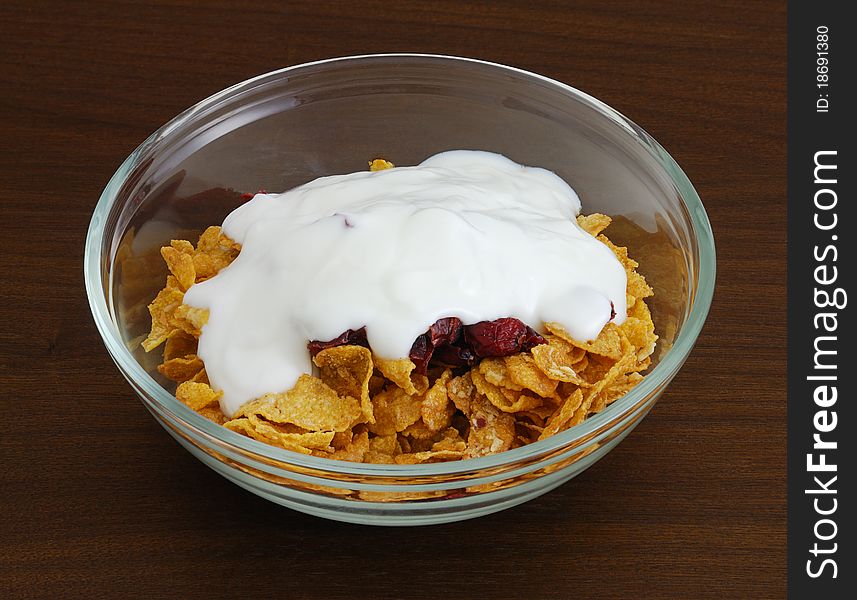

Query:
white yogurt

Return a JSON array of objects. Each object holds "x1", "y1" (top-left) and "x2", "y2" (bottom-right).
[{"x1": 184, "y1": 151, "x2": 627, "y2": 416}]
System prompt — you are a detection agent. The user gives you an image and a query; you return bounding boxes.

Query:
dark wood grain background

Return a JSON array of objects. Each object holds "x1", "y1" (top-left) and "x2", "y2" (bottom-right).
[{"x1": 0, "y1": 1, "x2": 786, "y2": 598}]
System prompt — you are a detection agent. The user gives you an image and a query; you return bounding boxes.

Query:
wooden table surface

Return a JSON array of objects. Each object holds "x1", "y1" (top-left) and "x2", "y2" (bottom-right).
[{"x1": 0, "y1": 1, "x2": 786, "y2": 598}]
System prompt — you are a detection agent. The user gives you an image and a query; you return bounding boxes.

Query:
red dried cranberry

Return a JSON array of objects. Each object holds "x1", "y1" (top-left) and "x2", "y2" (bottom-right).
[
  {"x1": 428, "y1": 317, "x2": 463, "y2": 345},
  {"x1": 463, "y1": 318, "x2": 545, "y2": 358},
  {"x1": 408, "y1": 333, "x2": 433, "y2": 373},
  {"x1": 307, "y1": 327, "x2": 369, "y2": 356},
  {"x1": 431, "y1": 343, "x2": 476, "y2": 367},
  {"x1": 408, "y1": 317, "x2": 466, "y2": 373},
  {"x1": 519, "y1": 324, "x2": 547, "y2": 352}
]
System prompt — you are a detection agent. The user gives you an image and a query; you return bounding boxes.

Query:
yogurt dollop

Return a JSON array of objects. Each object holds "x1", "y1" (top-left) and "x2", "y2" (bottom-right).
[{"x1": 184, "y1": 151, "x2": 627, "y2": 416}]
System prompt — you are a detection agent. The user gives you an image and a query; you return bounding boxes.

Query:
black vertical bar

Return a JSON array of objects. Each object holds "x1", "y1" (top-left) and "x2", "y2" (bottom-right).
[{"x1": 787, "y1": 2, "x2": 854, "y2": 597}]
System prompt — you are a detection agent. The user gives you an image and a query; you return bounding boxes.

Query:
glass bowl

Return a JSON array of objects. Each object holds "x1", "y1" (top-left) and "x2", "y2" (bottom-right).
[{"x1": 84, "y1": 54, "x2": 715, "y2": 525}]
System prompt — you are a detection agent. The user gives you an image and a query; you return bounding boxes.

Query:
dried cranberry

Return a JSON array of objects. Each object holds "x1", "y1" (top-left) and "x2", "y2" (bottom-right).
[
  {"x1": 519, "y1": 324, "x2": 547, "y2": 352},
  {"x1": 307, "y1": 327, "x2": 369, "y2": 356},
  {"x1": 408, "y1": 317, "x2": 465, "y2": 374},
  {"x1": 610, "y1": 301, "x2": 616, "y2": 321},
  {"x1": 428, "y1": 317, "x2": 463, "y2": 345},
  {"x1": 463, "y1": 318, "x2": 545, "y2": 358},
  {"x1": 431, "y1": 342, "x2": 476, "y2": 367},
  {"x1": 408, "y1": 333, "x2": 433, "y2": 373}
]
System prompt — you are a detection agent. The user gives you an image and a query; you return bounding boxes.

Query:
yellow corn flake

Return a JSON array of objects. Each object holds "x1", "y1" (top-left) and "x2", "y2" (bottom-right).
[
  {"x1": 542, "y1": 332, "x2": 575, "y2": 355},
  {"x1": 368, "y1": 373, "x2": 387, "y2": 396},
  {"x1": 192, "y1": 226, "x2": 240, "y2": 281},
  {"x1": 173, "y1": 305, "x2": 209, "y2": 337},
  {"x1": 576, "y1": 213, "x2": 612, "y2": 237},
  {"x1": 621, "y1": 305, "x2": 658, "y2": 361},
  {"x1": 368, "y1": 386, "x2": 422, "y2": 436},
  {"x1": 504, "y1": 353, "x2": 559, "y2": 398},
  {"x1": 363, "y1": 451, "x2": 396, "y2": 464},
  {"x1": 160, "y1": 245, "x2": 196, "y2": 291},
  {"x1": 163, "y1": 331, "x2": 197, "y2": 361},
  {"x1": 414, "y1": 374, "x2": 433, "y2": 395},
  {"x1": 373, "y1": 356, "x2": 428, "y2": 396},
  {"x1": 235, "y1": 374, "x2": 361, "y2": 432},
  {"x1": 395, "y1": 449, "x2": 464, "y2": 464},
  {"x1": 432, "y1": 427, "x2": 467, "y2": 450},
  {"x1": 402, "y1": 419, "x2": 436, "y2": 440},
  {"x1": 626, "y1": 293, "x2": 637, "y2": 312},
  {"x1": 190, "y1": 367, "x2": 209, "y2": 384},
  {"x1": 568, "y1": 345, "x2": 587, "y2": 364},
  {"x1": 538, "y1": 389, "x2": 584, "y2": 440},
  {"x1": 601, "y1": 372, "x2": 644, "y2": 406},
  {"x1": 478, "y1": 358, "x2": 523, "y2": 391},
  {"x1": 471, "y1": 368, "x2": 543, "y2": 413},
  {"x1": 545, "y1": 321, "x2": 623, "y2": 360},
  {"x1": 170, "y1": 239, "x2": 195, "y2": 254},
  {"x1": 568, "y1": 397, "x2": 595, "y2": 428},
  {"x1": 470, "y1": 367, "x2": 513, "y2": 412},
  {"x1": 369, "y1": 158, "x2": 395, "y2": 171},
  {"x1": 502, "y1": 388, "x2": 545, "y2": 413},
  {"x1": 531, "y1": 339, "x2": 589, "y2": 387},
  {"x1": 175, "y1": 380, "x2": 221, "y2": 411},
  {"x1": 420, "y1": 369, "x2": 454, "y2": 431},
  {"x1": 223, "y1": 415, "x2": 335, "y2": 454},
  {"x1": 157, "y1": 355, "x2": 204, "y2": 383},
  {"x1": 141, "y1": 285, "x2": 185, "y2": 351},
  {"x1": 580, "y1": 354, "x2": 617, "y2": 386},
  {"x1": 191, "y1": 253, "x2": 218, "y2": 282},
  {"x1": 446, "y1": 372, "x2": 476, "y2": 415},
  {"x1": 196, "y1": 226, "x2": 240, "y2": 255},
  {"x1": 326, "y1": 428, "x2": 370, "y2": 462},
  {"x1": 196, "y1": 226, "x2": 224, "y2": 252},
  {"x1": 464, "y1": 395, "x2": 516, "y2": 458},
  {"x1": 313, "y1": 345, "x2": 375, "y2": 424},
  {"x1": 197, "y1": 406, "x2": 226, "y2": 425},
  {"x1": 572, "y1": 354, "x2": 589, "y2": 373},
  {"x1": 627, "y1": 269, "x2": 654, "y2": 304},
  {"x1": 628, "y1": 357, "x2": 652, "y2": 374},
  {"x1": 331, "y1": 429, "x2": 354, "y2": 449},
  {"x1": 585, "y1": 334, "x2": 638, "y2": 415},
  {"x1": 369, "y1": 434, "x2": 400, "y2": 455}
]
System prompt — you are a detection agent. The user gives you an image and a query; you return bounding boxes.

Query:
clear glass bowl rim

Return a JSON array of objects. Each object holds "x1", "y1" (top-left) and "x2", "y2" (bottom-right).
[{"x1": 84, "y1": 53, "x2": 716, "y2": 478}]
